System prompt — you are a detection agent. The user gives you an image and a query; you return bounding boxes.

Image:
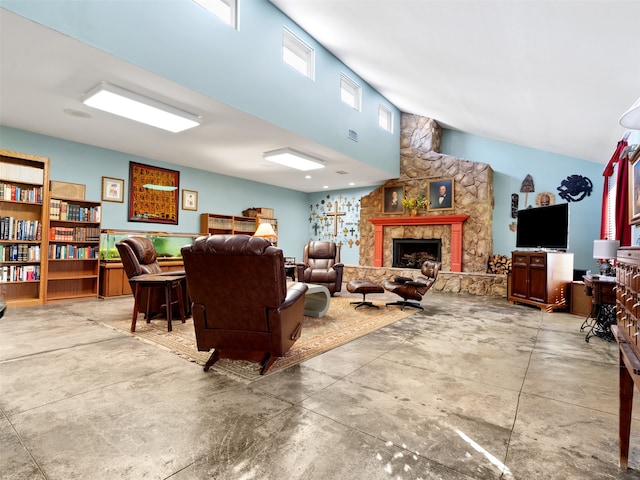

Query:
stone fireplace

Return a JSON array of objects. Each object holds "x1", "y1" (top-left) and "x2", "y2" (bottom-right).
[
  {"x1": 393, "y1": 238, "x2": 441, "y2": 268},
  {"x1": 357, "y1": 114, "x2": 494, "y2": 274},
  {"x1": 343, "y1": 113, "x2": 506, "y2": 297}
]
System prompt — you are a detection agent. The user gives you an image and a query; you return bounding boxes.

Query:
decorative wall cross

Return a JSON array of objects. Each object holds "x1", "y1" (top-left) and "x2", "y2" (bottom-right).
[{"x1": 326, "y1": 201, "x2": 346, "y2": 236}]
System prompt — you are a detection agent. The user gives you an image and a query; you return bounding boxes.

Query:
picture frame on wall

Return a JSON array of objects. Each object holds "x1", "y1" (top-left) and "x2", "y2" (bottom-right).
[
  {"x1": 129, "y1": 162, "x2": 179, "y2": 224},
  {"x1": 428, "y1": 178, "x2": 454, "y2": 211},
  {"x1": 101, "y1": 176, "x2": 124, "y2": 203},
  {"x1": 182, "y1": 189, "x2": 198, "y2": 211},
  {"x1": 628, "y1": 147, "x2": 640, "y2": 225},
  {"x1": 382, "y1": 185, "x2": 404, "y2": 214}
]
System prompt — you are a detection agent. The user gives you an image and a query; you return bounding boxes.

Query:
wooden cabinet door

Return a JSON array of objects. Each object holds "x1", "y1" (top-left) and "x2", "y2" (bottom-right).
[
  {"x1": 511, "y1": 254, "x2": 529, "y2": 299},
  {"x1": 527, "y1": 253, "x2": 547, "y2": 302}
]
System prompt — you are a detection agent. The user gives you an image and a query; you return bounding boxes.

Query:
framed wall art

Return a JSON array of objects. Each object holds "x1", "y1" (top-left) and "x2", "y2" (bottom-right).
[
  {"x1": 629, "y1": 147, "x2": 640, "y2": 225},
  {"x1": 182, "y1": 189, "x2": 198, "y2": 211},
  {"x1": 428, "y1": 178, "x2": 454, "y2": 211},
  {"x1": 101, "y1": 177, "x2": 124, "y2": 203},
  {"x1": 382, "y1": 185, "x2": 404, "y2": 214},
  {"x1": 128, "y1": 162, "x2": 179, "y2": 224}
]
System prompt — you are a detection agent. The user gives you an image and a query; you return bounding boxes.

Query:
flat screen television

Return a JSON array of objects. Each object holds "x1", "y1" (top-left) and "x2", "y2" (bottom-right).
[{"x1": 515, "y1": 203, "x2": 569, "y2": 250}]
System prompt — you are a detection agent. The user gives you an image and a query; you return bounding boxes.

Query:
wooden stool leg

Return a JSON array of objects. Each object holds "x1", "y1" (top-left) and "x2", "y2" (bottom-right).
[
  {"x1": 130, "y1": 284, "x2": 141, "y2": 332},
  {"x1": 175, "y1": 282, "x2": 186, "y2": 323},
  {"x1": 164, "y1": 282, "x2": 173, "y2": 332}
]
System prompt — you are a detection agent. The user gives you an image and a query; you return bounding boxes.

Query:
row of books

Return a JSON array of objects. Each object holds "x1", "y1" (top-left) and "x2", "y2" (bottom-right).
[
  {"x1": 0, "y1": 218, "x2": 42, "y2": 241},
  {"x1": 49, "y1": 199, "x2": 101, "y2": 222},
  {"x1": 208, "y1": 217, "x2": 235, "y2": 229},
  {"x1": 0, "y1": 264, "x2": 41, "y2": 282},
  {"x1": 49, "y1": 226, "x2": 100, "y2": 242},
  {"x1": 0, "y1": 161, "x2": 44, "y2": 185},
  {"x1": 48, "y1": 244, "x2": 99, "y2": 260},
  {"x1": 0, "y1": 244, "x2": 41, "y2": 262},
  {"x1": 0, "y1": 183, "x2": 44, "y2": 203}
]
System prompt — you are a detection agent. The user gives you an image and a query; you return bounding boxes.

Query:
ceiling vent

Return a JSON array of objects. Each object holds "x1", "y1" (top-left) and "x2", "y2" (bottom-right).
[
  {"x1": 348, "y1": 129, "x2": 358, "y2": 142},
  {"x1": 336, "y1": 170, "x2": 348, "y2": 175}
]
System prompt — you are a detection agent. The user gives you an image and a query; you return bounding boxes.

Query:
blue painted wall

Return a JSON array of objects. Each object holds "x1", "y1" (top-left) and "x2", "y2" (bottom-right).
[
  {"x1": 441, "y1": 129, "x2": 604, "y2": 271},
  {"x1": 0, "y1": 126, "x2": 308, "y2": 259},
  {"x1": 1, "y1": 0, "x2": 400, "y2": 175},
  {"x1": 1, "y1": 0, "x2": 620, "y2": 273}
]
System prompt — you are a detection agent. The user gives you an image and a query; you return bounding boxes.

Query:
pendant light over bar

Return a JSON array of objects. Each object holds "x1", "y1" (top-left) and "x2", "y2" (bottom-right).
[
  {"x1": 263, "y1": 148, "x2": 325, "y2": 171},
  {"x1": 82, "y1": 82, "x2": 201, "y2": 133}
]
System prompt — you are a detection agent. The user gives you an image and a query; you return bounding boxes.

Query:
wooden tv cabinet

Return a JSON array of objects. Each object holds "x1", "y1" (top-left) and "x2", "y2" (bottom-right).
[{"x1": 508, "y1": 250, "x2": 573, "y2": 312}]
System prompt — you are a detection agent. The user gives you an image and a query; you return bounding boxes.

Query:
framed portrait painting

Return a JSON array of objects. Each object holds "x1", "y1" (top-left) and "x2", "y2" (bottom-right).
[
  {"x1": 182, "y1": 189, "x2": 198, "y2": 211},
  {"x1": 428, "y1": 178, "x2": 454, "y2": 211},
  {"x1": 102, "y1": 177, "x2": 124, "y2": 203},
  {"x1": 383, "y1": 185, "x2": 404, "y2": 214},
  {"x1": 128, "y1": 162, "x2": 179, "y2": 224},
  {"x1": 629, "y1": 147, "x2": 640, "y2": 225}
]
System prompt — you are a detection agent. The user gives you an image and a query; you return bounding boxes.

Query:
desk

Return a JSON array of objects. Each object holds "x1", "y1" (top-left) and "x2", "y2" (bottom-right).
[
  {"x1": 128, "y1": 274, "x2": 186, "y2": 332},
  {"x1": 581, "y1": 274, "x2": 616, "y2": 342}
]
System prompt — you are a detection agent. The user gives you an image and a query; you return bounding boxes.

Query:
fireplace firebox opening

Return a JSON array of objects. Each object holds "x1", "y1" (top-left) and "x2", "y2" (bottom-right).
[{"x1": 393, "y1": 239, "x2": 441, "y2": 269}]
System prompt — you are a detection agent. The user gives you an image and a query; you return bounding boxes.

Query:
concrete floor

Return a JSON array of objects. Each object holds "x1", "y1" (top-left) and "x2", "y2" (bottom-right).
[{"x1": 1, "y1": 290, "x2": 640, "y2": 480}]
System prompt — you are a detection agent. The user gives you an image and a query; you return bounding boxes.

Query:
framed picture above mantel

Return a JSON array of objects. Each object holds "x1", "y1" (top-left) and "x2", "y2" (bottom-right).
[
  {"x1": 128, "y1": 162, "x2": 179, "y2": 225},
  {"x1": 382, "y1": 185, "x2": 404, "y2": 214},
  {"x1": 428, "y1": 178, "x2": 454, "y2": 211}
]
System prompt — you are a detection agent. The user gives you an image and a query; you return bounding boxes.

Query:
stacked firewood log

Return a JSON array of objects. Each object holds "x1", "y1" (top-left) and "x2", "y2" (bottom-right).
[{"x1": 487, "y1": 254, "x2": 512, "y2": 274}]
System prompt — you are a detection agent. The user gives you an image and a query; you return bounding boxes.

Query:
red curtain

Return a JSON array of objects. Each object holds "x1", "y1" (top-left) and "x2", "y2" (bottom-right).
[{"x1": 601, "y1": 140, "x2": 630, "y2": 244}]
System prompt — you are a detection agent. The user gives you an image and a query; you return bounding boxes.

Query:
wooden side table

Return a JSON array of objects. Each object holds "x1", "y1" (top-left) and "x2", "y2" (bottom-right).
[{"x1": 128, "y1": 274, "x2": 186, "y2": 332}]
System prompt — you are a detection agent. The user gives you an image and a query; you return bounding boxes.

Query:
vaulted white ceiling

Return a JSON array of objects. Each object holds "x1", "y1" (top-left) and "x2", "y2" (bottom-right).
[
  {"x1": 1, "y1": 2, "x2": 639, "y2": 194},
  {"x1": 271, "y1": 0, "x2": 640, "y2": 162}
]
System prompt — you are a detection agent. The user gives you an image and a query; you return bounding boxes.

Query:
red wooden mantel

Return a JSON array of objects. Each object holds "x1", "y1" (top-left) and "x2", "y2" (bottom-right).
[{"x1": 369, "y1": 214, "x2": 470, "y2": 272}]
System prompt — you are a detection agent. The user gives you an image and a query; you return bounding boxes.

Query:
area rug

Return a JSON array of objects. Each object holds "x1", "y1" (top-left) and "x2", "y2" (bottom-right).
[{"x1": 99, "y1": 296, "x2": 413, "y2": 383}]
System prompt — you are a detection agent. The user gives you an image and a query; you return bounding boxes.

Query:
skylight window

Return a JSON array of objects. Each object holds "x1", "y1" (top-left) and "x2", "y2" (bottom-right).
[
  {"x1": 378, "y1": 104, "x2": 393, "y2": 132},
  {"x1": 282, "y1": 29, "x2": 314, "y2": 79},
  {"x1": 340, "y1": 74, "x2": 361, "y2": 111},
  {"x1": 193, "y1": 0, "x2": 238, "y2": 29}
]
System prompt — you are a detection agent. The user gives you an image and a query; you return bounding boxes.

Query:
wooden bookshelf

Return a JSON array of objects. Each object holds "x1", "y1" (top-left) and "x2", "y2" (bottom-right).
[
  {"x1": 200, "y1": 213, "x2": 278, "y2": 245},
  {"x1": 45, "y1": 197, "x2": 101, "y2": 302},
  {"x1": 0, "y1": 150, "x2": 49, "y2": 307}
]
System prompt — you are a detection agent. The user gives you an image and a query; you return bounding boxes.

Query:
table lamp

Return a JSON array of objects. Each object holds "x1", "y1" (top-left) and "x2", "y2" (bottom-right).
[
  {"x1": 593, "y1": 239, "x2": 620, "y2": 276},
  {"x1": 253, "y1": 222, "x2": 277, "y2": 244}
]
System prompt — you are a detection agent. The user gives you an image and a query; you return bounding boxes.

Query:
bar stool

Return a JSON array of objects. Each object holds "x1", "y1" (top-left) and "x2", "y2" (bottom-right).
[{"x1": 128, "y1": 274, "x2": 186, "y2": 332}]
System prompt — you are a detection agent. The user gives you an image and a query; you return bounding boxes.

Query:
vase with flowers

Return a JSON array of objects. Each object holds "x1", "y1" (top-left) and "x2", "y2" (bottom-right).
[{"x1": 402, "y1": 195, "x2": 429, "y2": 216}]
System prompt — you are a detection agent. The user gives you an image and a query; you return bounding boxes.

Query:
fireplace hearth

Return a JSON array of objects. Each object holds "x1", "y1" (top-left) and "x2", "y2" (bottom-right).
[{"x1": 393, "y1": 238, "x2": 441, "y2": 269}]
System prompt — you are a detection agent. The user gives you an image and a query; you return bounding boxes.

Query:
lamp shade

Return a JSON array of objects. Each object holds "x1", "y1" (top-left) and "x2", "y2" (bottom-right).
[
  {"x1": 593, "y1": 239, "x2": 619, "y2": 259},
  {"x1": 620, "y1": 96, "x2": 640, "y2": 130},
  {"x1": 253, "y1": 222, "x2": 277, "y2": 239}
]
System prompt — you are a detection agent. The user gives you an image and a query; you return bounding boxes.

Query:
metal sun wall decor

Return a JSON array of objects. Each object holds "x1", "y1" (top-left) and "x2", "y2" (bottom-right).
[
  {"x1": 308, "y1": 194, "x2": 361, "y2": 249},
  {"x1": 557, "y1": 174, "x2": 593, "y2": 202}
]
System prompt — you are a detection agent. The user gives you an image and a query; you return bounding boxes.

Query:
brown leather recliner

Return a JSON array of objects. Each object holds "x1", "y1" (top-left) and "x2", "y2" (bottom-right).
[
  {"x1": 181, "y1": 235, "x2": 308, "y2": 375},
  {"x1": 116, "y1": 236, "x2": 190, "y2": 320},
  {"x1": 295, "y1": 241, "x2": 344, "y2": 295},
  {"x1": 384, "y1": 260, "x2": 441, "y2": 310}
]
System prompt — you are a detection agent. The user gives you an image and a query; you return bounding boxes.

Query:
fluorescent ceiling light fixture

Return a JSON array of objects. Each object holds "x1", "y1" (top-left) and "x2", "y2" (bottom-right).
[
  {"x1": 82, "y1": 82, "x2": 200, "y2": 133},
  {"x1": 263, "y1": 148, "x2": 325, "y2": 171}
]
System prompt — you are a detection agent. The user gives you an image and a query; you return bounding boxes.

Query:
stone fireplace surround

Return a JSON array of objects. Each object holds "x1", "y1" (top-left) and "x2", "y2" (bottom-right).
[{"x1": 341, "y1": 113, "x2": 507, "y2": 298}]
